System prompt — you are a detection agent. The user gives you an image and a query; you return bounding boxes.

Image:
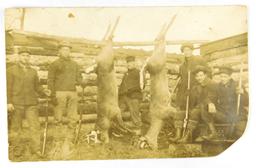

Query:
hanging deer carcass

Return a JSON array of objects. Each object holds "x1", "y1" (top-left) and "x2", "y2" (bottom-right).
[
  {"x1": 86, "y1": 17, "x2": 130, "y2": 143},
  {"x1": 138, "y1": 16, "x2": 177, "y2": 150}
]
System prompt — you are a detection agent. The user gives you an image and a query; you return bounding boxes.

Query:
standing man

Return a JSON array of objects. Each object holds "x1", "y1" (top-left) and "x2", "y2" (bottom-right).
[
  {"x1": 177, "y1": 65, "x2": 217, "y2": 143},
  {"x1": 7, "y1": 47, "x2": 51, "y2": 155},
  {"x1": 170, "y1": 43, "x2": 208, "y2": 142},
  {"x1": 48, "y1": 41, "x2": 82, "y2": 128},
  {"x1": 119, "y1": 56, "x2": 142, "y2": 134}
]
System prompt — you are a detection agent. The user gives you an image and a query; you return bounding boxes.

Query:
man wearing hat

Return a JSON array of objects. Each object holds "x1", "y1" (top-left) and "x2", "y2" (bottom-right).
[
  {"x1": 48, "y1": 41, "x2": 82, "y2": 127},
  {"x1": 170, "y1": 43, "x2": 208, "y2": 142},
  {"x1": 177, "y1": 65, "x2": 218, "y2": 143},
  {"x1": 118, "y1": 55, "x2": 142, "y2": 134},
  {"x1": 214, "y1": 66, "x2": 248, "y2": 136},
  {"x1": 7, "y1": 47, "x2": 51, "y2": 155}
]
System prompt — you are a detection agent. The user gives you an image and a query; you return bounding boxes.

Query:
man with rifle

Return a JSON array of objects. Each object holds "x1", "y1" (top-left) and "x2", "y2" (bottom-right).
[
  {"x1": 169, "y1": 43, "x2": 208, "y2": 142},
  {"x1": 177, "y1": 65, "x2": 217, "y2": 143},
  {"x1": 214, "y1": 66, "x2": 248, "y2": 138},
  {"x1": 7, "y1": 47, "x2": 51, "y2": 156}
]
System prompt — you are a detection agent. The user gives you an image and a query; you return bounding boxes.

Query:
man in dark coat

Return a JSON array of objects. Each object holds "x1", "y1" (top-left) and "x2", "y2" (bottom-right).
[
  {"x1": 48, "y1": 41, "x2": 82, "y2": 127},
  {"x1": 170, "y1": 43, "x2": 208, "y2": 142},
  {"x1": 119, "y1": 56, "x2": 142, "y2": 134},
  {"x1": 177, "y1": 65, "x2": 218, "y2": 143},
  {"x1": 214, "y1": 66, "x2": 248, "y2": 137},
  {"x1": 7, "y1": 47, "x2": 50, "y2": 155}
]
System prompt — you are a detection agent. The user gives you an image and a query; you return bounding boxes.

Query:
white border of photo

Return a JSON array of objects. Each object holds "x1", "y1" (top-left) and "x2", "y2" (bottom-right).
[{"x1": 0, "y1": 0, "x2": 255, "y2": 168}]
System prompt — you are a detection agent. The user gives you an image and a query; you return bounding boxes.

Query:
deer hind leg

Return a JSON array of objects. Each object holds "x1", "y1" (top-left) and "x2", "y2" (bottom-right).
[
  {"x1": 112, "y1": 108, "x2": 134, "y2": 134},
  {"x1": 143, "y1": 117, "x2": 163, "y2": 150},
  {"x1": 91, "y1": 116, "x2": 110, "y2": 143},
  {"x1": 139, "y1": 107, "x2": 175, "y2": 150}
]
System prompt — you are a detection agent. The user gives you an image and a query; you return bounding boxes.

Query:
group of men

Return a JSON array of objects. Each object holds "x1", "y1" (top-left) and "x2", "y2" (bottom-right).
[
  {"x1": 170, "y1": 43, "x2": 248, "y2": 143},
  {"x1": 119, "y1": 43, "x2": 248, "y2": 144},
  {"x1": 7, "y1": 40, "x2": 248, "y2": 156},
  {"x1": 7, "y1": 41, "x2": 81, "y2": 156}
]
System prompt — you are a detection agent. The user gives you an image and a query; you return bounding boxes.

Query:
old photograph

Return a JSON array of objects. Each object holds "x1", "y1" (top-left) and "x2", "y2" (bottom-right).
[{"x1": 5, "y1": 6, "x2": 248, "y2": 161}]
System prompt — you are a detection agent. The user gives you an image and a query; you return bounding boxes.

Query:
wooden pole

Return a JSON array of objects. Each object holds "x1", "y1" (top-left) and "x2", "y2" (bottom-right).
[{"x1": 10, "y1": 29, "x2": 208, "y2": 47}]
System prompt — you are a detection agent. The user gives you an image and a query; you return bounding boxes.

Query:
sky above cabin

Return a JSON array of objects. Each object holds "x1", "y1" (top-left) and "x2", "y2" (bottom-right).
[{"x1": 5, "y1": 6, "x2": 247, "y2": 54}]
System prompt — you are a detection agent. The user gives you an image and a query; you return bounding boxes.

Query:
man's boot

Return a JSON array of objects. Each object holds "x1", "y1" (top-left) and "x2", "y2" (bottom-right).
[
  {"x1": 202, "y1": 123, "x2": 217, "y2": 140},
  {"x1": 169, "y1": 128, "x2": 182, "y2": 142},
  {"x1": 177, "y1": 120, "x2": 197, "y2": 143},
  {"x1": 177, "y1": 129, "x2": 193, "y2": 143}
]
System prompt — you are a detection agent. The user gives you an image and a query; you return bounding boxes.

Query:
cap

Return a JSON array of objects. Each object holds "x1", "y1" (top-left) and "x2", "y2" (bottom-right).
[
  {"x1": 180, "y1": 43, "x2": 194, "y2": 52},
  {"x1": 218, "y1": 66, "x2": 233, "y2": 75},
  {"x1": 193, "y1": 65, "x2": 210, "y2": 74},
  {"x1": 126, "y1": 55, "x2": 135, "y2": 62}
]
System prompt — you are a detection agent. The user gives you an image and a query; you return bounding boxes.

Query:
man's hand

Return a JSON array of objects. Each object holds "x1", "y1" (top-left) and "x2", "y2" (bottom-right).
[
  {"x1": 7, "y1": 104, "x2": 15, "y2": 112},
  {"x1": 236, "y1": 87, "x2": 244, "y2": 95},
  {"x1": 208, "y1": 103, "x2": 216, "y2": 114},
  {"x1": 43, "y1": 89, "x2": 51, "y2": 97}
]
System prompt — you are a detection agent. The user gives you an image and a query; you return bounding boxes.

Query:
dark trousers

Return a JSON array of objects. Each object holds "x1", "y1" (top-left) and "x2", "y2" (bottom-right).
[
  {"x1": 119, "y1": 93, "x2": 142, "y2": 128},
  {"x1": 174, "y1": 105, "x2": 214, "y2": 130},
  {"x1": 9, "y1": 105, "x2": 40, "y2": 151}
]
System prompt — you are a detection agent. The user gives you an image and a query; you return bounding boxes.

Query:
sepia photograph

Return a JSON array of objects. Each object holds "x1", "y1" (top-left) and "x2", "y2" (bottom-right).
[{"x1": 5, "y1": 6, "x2": 248, "y2": 162}]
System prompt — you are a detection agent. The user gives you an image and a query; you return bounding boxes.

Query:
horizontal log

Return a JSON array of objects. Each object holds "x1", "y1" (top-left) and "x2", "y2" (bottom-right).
[
  {"x1": 208, "y1": 54, "x2": 248, "y2": 67},
  {"x1": 201, "y1": 32, "x2": 247, "y2": 56},
  {"x1": 206, "y1": 46, "x2": 247, "y2": 61},
  {"x1": 77, "y1": 86, "x2": 98, "y2": 96},
  {"x1": 115, "y1": 66, "x2": 127, "y2": 73},
  {"x1": 115, "y1": 59, "x2": 127, "y2": 66},
  {"x1": 8, "y1": 29, "x2": 208, "y2": 47}
]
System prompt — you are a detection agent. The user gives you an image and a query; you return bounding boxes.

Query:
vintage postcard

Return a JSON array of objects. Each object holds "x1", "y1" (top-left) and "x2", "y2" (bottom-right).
[{"x1": 5, "y1": 6, "x2": 248, "y2": 161}]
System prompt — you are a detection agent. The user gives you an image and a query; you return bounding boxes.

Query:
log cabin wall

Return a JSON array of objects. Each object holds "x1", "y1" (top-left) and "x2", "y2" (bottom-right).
[{"x1": 201, "y1": 33, "x2": 248, "y2": 84}]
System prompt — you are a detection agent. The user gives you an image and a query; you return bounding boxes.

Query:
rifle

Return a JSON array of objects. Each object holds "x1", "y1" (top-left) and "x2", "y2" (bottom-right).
[
  {"x1": 139, "y1": 57, "x2": 150, "y2": 90},
  {"x1": 168, "y1": 77, "x2": 181, "y2": 106},
  {"x1": 74, "y1": 84, "x2": 86, "y2": 145},
  {"x1": 228, "y1": 62, "x2": 244, "y2": 138},
  {"x1": 41, "y1": 95, "x2": 50, "y2": 156},
  {"x1": 182, "y1": 70, "x2": 191, "y2": 136}
]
